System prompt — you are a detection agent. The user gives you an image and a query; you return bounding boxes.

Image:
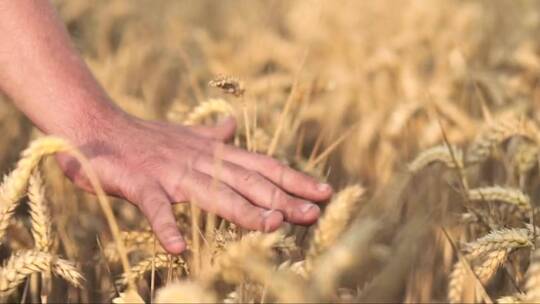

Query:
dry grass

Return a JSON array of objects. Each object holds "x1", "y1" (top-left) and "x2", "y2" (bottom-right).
[{"x1": 1, "y1": 0, "x2": 540, "y2": 302}]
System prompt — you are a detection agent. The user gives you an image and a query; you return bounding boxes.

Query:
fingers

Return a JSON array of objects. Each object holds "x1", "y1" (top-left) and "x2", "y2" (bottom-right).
[
  {"x1": 210, "y1": 143, "x2": 333, "y2": 201},
  {"x1": 188, "y1": 116, "x2": 237, "y2": 141},
  {"x1": 191, "y1": 155, "x2": 321, "y2": 224},
  {"x1": 134, "y1": 182, "x2": 186, "y2": 254},
  {"x1": 166, "y1": 169, "x2": 283, "y2": 232}
]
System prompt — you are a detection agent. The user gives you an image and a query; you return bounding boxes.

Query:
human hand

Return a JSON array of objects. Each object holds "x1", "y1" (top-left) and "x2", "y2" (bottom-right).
[{"x1": 56, "y1": 112, "x2": 333, "y2": 254}]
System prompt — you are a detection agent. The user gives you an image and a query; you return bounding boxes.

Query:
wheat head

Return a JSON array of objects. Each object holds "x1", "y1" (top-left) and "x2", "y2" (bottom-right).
[
  {"x1": 28, "y1": 169, "x2": 53, "y2": 252},
  {"x1": 0, "y1": 250, "x2": 83, "y2": 297},
  {"x1": 407, "y1": 144, "x2": 463, "y2": 173},
  {"x1": 184, "y1": 98, "x2": 235, "y2": 125},
  {"x1": 306, "y1": 185, "x2": 365, "y2": 271}
]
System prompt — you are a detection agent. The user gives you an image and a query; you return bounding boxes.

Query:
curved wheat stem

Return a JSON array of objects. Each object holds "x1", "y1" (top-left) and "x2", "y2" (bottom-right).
[
  {"x1": 306, "y1": 185, "x2": 365, "y2": 271},
  {"x1": 407, "y1": 145, "x2": 463, "y2": 173},
  {"x1": 0, "y1": 250, "x2": 83, "y2": 297}
]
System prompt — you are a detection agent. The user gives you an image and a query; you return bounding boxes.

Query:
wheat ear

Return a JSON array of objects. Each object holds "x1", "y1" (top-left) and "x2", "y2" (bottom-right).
[
  {"x1": 407, "y1": 144, "x2": 463, "y2": 173},
  {"x1": 306, "y1": 185, "x2": 365, "y2": 271},
  {"x1": 28, "y1": 169, "x2": 52, "y2": 252},
  {"x1": 467, "y1": 118, "x2": 539, "y2": 164},
  {"x1": 103, "y1": 230, "x2": 157, "y2": 263},
  {"x1": 184, "y1": 98, "x2": 235, "y2": 125},
  {"x1": 448, "y1": 228, "x2": 532, "y2": 302},
  {"x1": 466, "y1": 186, "x2": 531, "y2": 211},
  {"x1": 525, "y1": 246, "x2": 540, "y2": 302},
  {"x1": 116, "y1": 253, "x2": 187, "y2": 288},
  {"x1": 0, "y1": 250, "x2": 83, "y2": 297},
  {"x1": 0, "y1": 137, "x2": 71, "y2": 243}
]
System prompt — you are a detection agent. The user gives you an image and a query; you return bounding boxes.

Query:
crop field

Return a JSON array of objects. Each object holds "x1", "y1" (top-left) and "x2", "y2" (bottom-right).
[{"x1": 1, "y1": 0, "x2": 540, "y2": 303}]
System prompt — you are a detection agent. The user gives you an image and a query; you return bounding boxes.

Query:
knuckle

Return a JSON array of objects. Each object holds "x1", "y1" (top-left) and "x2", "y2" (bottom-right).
[
  {"x1": 263, "y1": 158, "x2": 282, "y2": 171},
  {"x1": 269, "y1": 186, "x2": 280, "y2": 209},
  {"x1": 156, "y1": 221, "x2": 178, "y2": 235}
]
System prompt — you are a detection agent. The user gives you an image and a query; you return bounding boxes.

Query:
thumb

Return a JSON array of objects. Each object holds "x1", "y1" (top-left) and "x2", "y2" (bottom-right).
[
  {"x1": 136, "y1": 183, "x2": 186, "y2": 254},
  {"x1": 189, "y1": 116, "x2": 237, "y2": 141}
]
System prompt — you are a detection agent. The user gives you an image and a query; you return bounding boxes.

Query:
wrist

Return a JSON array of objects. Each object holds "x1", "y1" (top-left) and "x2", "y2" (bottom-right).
[{"x1": 40, "y1": 94, "x2": 133, "y2": 146}]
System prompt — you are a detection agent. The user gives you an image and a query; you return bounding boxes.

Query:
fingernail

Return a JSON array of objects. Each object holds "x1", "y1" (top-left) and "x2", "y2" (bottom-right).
[
  {"x1": 166, "y1": 236, "x2": 186, "y2": 253},
  {"x1": 301, "y1": 203, "x2": 316, "y2": 214},
  {"x1": 317, "y1": 183, "x2": 331, "y2": 192},
  {"x1": 262, "y1": 209, "x2": 276, "y2": 218},
  {"x1": 262, "y1": 210, "x2": 278, "y2": 232}
]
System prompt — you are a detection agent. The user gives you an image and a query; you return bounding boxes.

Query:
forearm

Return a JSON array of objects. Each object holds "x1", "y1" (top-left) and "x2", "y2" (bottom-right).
[{"x1": 0, "y1": 0, "x2": 124, "y2": 142}]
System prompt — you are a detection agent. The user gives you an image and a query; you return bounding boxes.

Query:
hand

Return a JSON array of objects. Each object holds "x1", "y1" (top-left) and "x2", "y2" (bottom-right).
[{"x1": 55, "y1": 112, "x2": 333, "y2": 254}]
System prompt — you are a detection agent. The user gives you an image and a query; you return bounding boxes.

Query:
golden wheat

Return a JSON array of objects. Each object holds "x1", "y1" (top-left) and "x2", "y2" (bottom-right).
[
  {"x1": 154, "y1": 281, "x2": 217, "y2": 303},
  {"x1": 208, "y1": 74, "x2": 245, "y2": 97},
  {"x1": 0, "y1": 250, "x2": 83, "y2": 297},
  {"x1": 306, "y1": 185, "x2": 365, "y2": 271},
  {"x1": 466, "y1": 186, "x2": 531, "y2": 211},
  {"x1": 116, "y1": 253, "x2": 187, "y2": 288},
  {"x1": 467, "y1": 118, "x2": 539, "y2": 164},
  {"x1": 525, "y1": 246, "x2": 540, "y2": 302},
  {"x1": 27, "y1": 169, "x2": 53, "y2": 252},
  {"x1": 0, "y1": 137, "x2": 71, "y2": 243},
  {"x1": 184, "y1": 98, "x2": 235, "y2": 125},
  {"x1": 407, "y1": 144, "x2": 463, "y2": 173}
]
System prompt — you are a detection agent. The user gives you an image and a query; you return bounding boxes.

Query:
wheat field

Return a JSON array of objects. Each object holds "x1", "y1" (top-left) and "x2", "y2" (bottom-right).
[{"x1": 1, "y1": 0, "x2": 540, "y2": 303}]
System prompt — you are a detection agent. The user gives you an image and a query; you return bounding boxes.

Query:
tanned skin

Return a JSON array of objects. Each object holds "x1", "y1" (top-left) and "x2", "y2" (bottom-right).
[{"x1": 0, "y1": 0, "x2": 333, "y2": 254}]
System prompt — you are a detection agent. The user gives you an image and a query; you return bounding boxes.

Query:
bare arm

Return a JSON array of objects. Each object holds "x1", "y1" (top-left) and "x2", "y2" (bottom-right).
[{"x1": 0, "y1": 0, "x2": 332, "y2": 254}]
